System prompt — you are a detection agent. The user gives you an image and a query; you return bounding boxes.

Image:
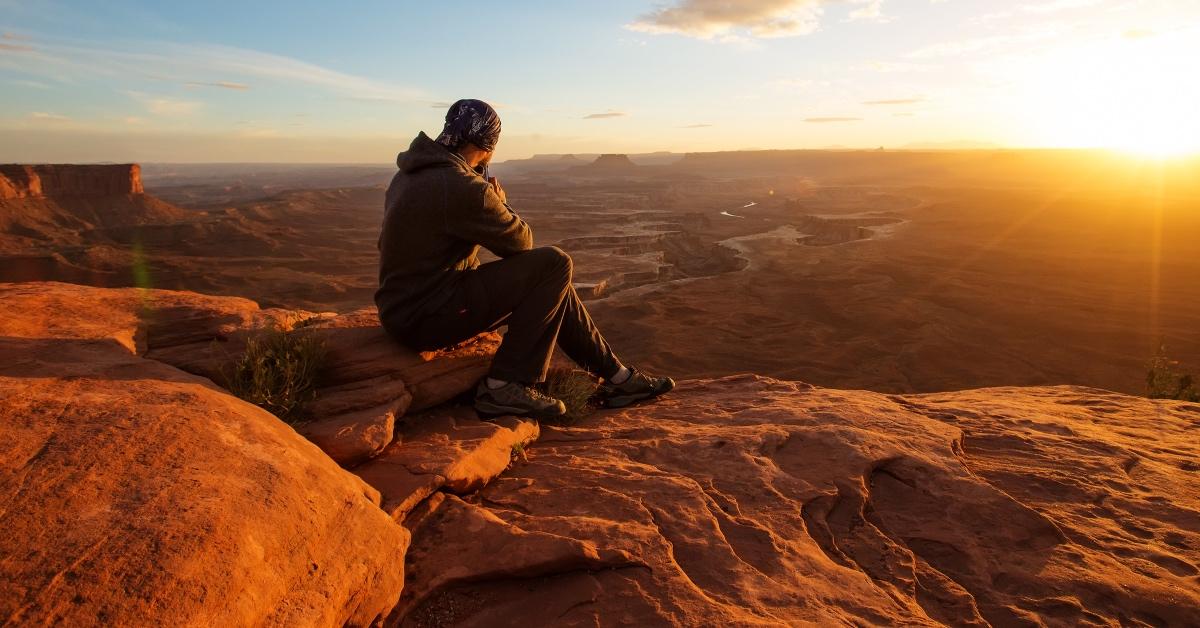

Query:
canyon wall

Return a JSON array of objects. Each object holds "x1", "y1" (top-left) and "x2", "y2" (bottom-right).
[{"x1": 0, "y1": 164, "x2": 143, "y2": 199}]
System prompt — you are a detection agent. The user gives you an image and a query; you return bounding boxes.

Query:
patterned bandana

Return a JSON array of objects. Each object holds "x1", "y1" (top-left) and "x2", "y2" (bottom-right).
[{"x1": 435, "y1": 99, "x2": 502, "y2": 152}]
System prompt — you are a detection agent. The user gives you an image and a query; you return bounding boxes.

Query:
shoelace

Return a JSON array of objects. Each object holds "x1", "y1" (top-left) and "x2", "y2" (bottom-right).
[
  {"x1": 524, "y1": 385, "x2": 558, "y2": 402},
  {"x1": 618, "y1": 369, "x2": 645, "y2": 389}
]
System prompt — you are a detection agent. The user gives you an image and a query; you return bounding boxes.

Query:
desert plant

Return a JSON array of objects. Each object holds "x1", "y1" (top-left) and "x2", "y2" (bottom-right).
[
  {"x1": 510, "y1": 441, "x2": 528, "y2": 463},
  {"x1": 223, "y1": 327, "x2": 327, "y2": 423},
  {"x1": 1146, "y1": 345, "x2": 1200, "y2": 402},
  {"x1": 542, "y1": 367, "x2": 600, "y2": 423}
]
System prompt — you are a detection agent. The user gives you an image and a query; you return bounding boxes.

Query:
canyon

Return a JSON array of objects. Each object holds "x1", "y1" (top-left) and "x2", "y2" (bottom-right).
[{"x1": 1, "y1": 153, "x2": 1199, "y2": 625}]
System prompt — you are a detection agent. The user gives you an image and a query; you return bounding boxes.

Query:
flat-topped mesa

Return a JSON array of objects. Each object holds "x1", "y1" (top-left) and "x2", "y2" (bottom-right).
[
  {"x1": 589, "y1": 153, "x2": 637, "y2": 169},
  {"x1": 0, "y1": 164, "x2": 143, "y2": 200}
]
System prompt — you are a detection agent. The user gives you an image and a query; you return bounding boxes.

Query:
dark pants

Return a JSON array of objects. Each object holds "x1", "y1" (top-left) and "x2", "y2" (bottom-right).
[{"x1": 393, "y1": 246, "x2": 622, "y2": 383}]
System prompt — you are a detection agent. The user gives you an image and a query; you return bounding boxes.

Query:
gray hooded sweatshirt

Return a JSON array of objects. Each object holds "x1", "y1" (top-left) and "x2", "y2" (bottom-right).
[{"x1": 375, "y1": 132, "x2": 532, "y2": 331}]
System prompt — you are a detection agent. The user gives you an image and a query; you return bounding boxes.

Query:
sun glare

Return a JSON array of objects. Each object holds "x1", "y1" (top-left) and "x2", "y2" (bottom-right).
[{"x1": 1011, "y1": 28, "x2": 1200, "y2": 158}]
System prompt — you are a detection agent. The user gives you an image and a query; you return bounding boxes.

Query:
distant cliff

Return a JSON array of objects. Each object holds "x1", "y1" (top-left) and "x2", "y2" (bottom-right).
[
  {"x1": 589, "y1": 153, "x2": 637, "y2": 170},
  {"x1": 0, "y1": 164, "x2": 143, "y2": 200}
]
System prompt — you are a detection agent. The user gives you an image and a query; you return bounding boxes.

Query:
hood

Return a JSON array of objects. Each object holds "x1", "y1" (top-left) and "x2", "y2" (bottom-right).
[{"x1": 396, "y1": 132, "x2": 471, "y2": 174}]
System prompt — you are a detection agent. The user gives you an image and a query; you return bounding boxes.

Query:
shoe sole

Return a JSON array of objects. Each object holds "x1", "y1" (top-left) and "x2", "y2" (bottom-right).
[
  {"x1": 475, "y1": 400, "x2": 567, "y2": 421},
  {"x1": 602, "y1": 380, "x2": 676, "y2": 409}
]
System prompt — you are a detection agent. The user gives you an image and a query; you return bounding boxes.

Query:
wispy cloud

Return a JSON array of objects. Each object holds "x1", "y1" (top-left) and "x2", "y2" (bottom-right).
[
  {"x1": 863, "y1": 97, "x2": 922, "y2": 105},
  {"x1": 971, "y1": 0, "x2": 1107, "y2": 25},
  {"x1": 185, "y1": 80, "x2": 250, "y2": 90},
  {"x1": 127, "y1": 91, "x2": 202, "y2": 116},
  {"x1": 769, "y1": 77, "x2": 823, "y2": 90},
  {"x1": 856, "y1": 61, "x2": 933, "y2": 73},
  {"x1": 626, "y1": 0, "x2": 824, "y2": 40},
  {"x1": 805, "y1": 116, "x2": 861, "y2": 122},
  {"x1": 3, "y1": 36, "x2": 426, "y2": 103},
  {"x1": 29, "y1": 111, "x2": 70, "y2": 121},
  {"x1": 679, "y1": 123, "x2": 713, "y2": 128},
  {"x1": 848, "y1": 0, "x2": 890, "y2": 23},
  {"x1": 583, "y1": 111, "x2": 627, "y2": 119},
  {"x1": 9, "y1": 78, "x2": 50, "y2": 89},
  {"x1": 907, "y1": 31, "x2": 1055, "y2": 59},
  {"x1": 0, "y1": 31, "x2": 34, "y2": 52}
]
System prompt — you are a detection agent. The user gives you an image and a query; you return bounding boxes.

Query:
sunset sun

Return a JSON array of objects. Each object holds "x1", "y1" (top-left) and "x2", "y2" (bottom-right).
[{"x1": 1012, "y1": 28, "x2": 1200, "y2": 158}]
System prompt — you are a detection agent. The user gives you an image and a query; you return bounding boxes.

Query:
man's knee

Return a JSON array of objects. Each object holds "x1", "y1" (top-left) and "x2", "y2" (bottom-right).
[{"x1": 527, "y1": 246, "x2": 572, "y2": 277}]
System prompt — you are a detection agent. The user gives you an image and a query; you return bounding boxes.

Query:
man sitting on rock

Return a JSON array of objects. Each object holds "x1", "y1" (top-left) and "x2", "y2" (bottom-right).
[{"x1": 376, "y1": 99, "x2": 674, "y2": 420}]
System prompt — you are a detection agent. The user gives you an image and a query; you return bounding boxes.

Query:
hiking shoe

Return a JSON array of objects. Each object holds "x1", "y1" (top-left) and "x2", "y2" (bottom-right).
[
  {"x1": 475, "y1": 380, "x2": 567, "y2": 420},
  {"x1": 598, "y1": 368, "x2": 675, "y2": 408}
]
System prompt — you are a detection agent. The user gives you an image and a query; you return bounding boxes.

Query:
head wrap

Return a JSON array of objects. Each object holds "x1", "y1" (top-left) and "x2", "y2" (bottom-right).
[{"x1": 435, "y1": 99, "x2": 502, "y2": 152}]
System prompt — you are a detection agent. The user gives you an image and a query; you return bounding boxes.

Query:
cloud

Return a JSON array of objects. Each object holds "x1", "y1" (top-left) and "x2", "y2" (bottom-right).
[
  {"x1": 127, "y1": 91, "x2": 203, "y2": 116},
  {"x1": 769, "y1": 77, "x2": 823, "y2": 90},
  {"x1": 583, "y1": 112, "x2": 627, "y2": 119},
  {"x1": 971, "y1": 0, "x2": 1106, "y2": 24},
  {"x1": 863, "y1": 97, "x2": 923, "y2": 105},
  {"x1": 856, "y1": 61, "x2": 933, "y2": 73},
  {"x1": 679, "y1": 123, "x2": 713, "y2": 128},
  {"x1": 185, "y1": 80, "x2": 249, "y2": 90},
  {"x1": 29, "y1": 111, "x2": 70, "y2": 121},
  {"x1": 0, "y1": 31, "x2": 33, "y2": 51},
  {"x1": 3, "y1": 37, "x2": 426, "y2": 103},
  {"x1": 626, "y1": 0, "x2": 824, "y2": 40},
  {"x1": 9, "y1": 78, "x2": 50, "y2": 89},
  {"x1": 805, "y1": 116, "x2": 861, "y2": 122},
  {"x1": 907, "y1": 31, "x2": 1054, "y2": 58},
  {"x1": 848, "y1": 0, "x2": 889, "y2": 23}
]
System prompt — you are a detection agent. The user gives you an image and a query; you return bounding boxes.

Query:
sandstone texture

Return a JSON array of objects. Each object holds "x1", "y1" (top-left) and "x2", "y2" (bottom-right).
[
  {"x1": 397, "y1": 376, "x2": 1200, "y2": 626},
  {"x1": 2, "y1": 281, "x2": 1198, "y2": 626},
  {"x1": 0, "y1": 282, "x2": 410, "y2": 625}
]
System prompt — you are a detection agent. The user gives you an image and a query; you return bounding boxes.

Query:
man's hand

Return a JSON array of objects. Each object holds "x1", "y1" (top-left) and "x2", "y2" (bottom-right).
[{"x1": 488, "y1": 176, "x2": 507, "y2": 204}]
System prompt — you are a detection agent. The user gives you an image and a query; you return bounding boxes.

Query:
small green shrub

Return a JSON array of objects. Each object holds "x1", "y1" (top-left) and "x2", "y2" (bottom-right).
[
  {"x1": 223, "y1": 327, "x2": 327, "y2": 423},
  {"x1": 542, "y1": 367, "x2": 600, "y2": 424},
  {"x1": 1146, "y1": 346, "x2": 1200, "y2": 402}
]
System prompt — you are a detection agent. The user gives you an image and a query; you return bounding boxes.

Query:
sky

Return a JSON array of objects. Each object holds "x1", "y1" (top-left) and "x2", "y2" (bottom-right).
[{"x1": 1, "y1": 0, "x2": 1199, "y2": 163}]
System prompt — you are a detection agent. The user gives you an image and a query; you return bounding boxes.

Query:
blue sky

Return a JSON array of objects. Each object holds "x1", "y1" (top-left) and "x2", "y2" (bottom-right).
[{"x1": 2, "y1": 0, "x2": 1198, "y2": 162}]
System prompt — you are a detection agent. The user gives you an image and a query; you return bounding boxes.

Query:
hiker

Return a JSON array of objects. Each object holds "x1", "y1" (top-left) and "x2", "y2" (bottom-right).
[{"x1": 376, "y1": 99, "x2": 674, "y2": 420}]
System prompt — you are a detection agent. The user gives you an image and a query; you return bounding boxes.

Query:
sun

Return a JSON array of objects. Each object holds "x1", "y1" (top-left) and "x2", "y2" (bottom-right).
[{"x1": 1007, "y1": 28, "x2": 1200, "y2": 158}]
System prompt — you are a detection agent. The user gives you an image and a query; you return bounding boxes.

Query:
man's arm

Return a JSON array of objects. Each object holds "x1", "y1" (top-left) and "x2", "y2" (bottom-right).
[{"x1": 446, "y1": 177, "x2": 533, "y2": 258}]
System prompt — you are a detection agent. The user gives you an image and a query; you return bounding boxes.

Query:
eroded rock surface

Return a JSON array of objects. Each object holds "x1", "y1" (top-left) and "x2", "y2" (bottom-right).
[
  {"x1": 3, "y1": 281, "x2": 1197, "y2": 626},
  {"x1": 356, "y1": 407, "x2": 539, "y2": 520},
  {"x1": 0, "y1": 284, "x2": 409, "y2": 626},
  {"x1": 0, "y1": 283, "x2": 502, "y2": 469},
  {"x1": 397, "y1": 375, "x2": 1200, "y2": 626}
]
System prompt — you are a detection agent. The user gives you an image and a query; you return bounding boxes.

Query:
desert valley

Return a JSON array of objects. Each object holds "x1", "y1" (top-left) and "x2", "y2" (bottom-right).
[{"x1": 2, "y1": 151, "x2": 1199, "y2": 625}]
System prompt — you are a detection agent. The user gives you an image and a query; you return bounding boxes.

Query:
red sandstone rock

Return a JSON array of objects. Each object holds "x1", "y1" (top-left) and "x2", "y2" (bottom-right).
[
  {"x1": 394, "y1": 494, "x2": 636, "y2": 623},
  {"x1": 396, "y1": 375, "x2": 1200, "y2": 626},
  {"x1": 0, "y1": 163, "x2": 143, "y2": 199},
  {"x1": 354, "y1": 406, "x2": 539, "y2": 520},
  {"x1": 299, "y1": 404, "x2": 400, "y2": 467},
  {"x1": 0, "y1": 283, "x2": 500, "y2": 469},
  {"x1": 0, "y1": 321, "x2": 408, "y2": 625},
  {"x1": 301, "y1": 309, "x2": 500, "y2": 413},
  {"x1": 5, "y1": 282, "x2": 1198, "y2": 626}
]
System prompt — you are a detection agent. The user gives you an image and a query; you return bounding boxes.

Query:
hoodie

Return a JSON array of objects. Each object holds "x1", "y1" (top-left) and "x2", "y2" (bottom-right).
[{"x1": 375, "y1": 132, "x2": 533, "y2": 331}]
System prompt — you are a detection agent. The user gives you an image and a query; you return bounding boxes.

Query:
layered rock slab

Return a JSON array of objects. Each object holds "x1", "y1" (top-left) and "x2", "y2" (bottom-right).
[
  {"x1": 355, "y1": 406, "x2": 540, "y2": 520},
  {"x1": 397, "y1": 375, "x2": 1200, "y2": 626},
  {"x1": 295, "y1": 310, "x2": 501, "y2": 466},
  {"x1": 0, "y1": 316, "x2": 409, "y2": 625},
  {"x1": 0, "y1": 283, "x2": 502, "y2": 469}
]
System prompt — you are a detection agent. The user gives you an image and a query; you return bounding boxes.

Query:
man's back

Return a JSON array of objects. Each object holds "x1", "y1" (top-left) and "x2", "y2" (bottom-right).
[{"x1": 375, "y1": 131, "x2": 531, "y2": 331}]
